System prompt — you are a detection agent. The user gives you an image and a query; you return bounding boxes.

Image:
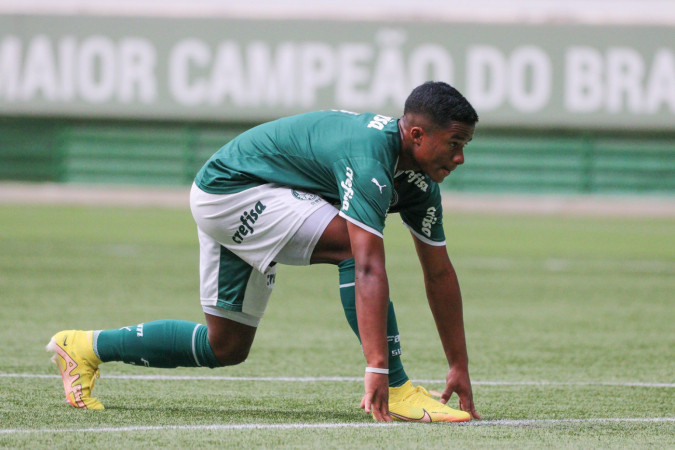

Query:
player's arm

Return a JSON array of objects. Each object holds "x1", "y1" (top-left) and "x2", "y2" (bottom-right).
[
  {"x1": 412, "y1": 235, "x2": 481, "y2": 419},
  {"x1": 347, "y1": 221, "x2": 392, "y2": 422}
]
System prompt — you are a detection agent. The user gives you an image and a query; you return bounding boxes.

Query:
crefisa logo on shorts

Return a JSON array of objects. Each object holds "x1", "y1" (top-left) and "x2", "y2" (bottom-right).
[{"x1": 232, "y1": 201, "x2": 267, "y2": 244}]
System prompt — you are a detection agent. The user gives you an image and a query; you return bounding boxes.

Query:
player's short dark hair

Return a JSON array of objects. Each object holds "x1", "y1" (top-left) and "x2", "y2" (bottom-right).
[{"x1": 404, "y1": 81, "x2": 479, "y2": 128}]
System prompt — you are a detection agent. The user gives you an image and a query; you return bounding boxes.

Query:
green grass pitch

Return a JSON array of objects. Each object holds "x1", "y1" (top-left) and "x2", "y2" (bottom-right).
[{"x1": 0, "y1": 203, "x2": 674, "y2": 448}]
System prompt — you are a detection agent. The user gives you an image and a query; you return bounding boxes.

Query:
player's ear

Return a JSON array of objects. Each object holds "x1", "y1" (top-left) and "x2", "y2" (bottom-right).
[{"x1": 410, "y1": 126, "x2": 425, "y2": 143}]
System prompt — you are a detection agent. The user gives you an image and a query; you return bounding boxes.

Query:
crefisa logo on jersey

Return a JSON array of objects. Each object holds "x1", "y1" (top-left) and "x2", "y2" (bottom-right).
[
  {"x1": 405, "y1": 171, "x2": 429, "y2": 192},
  {"x1": 232, "y1": 201, "x2": 267, "y2": 244},
  {"x1": 421, "y1": 206, "x2": 437, "y2": 237},
  {"x1": 341, "y1": 167, "x2": 355, "y2": 210}
]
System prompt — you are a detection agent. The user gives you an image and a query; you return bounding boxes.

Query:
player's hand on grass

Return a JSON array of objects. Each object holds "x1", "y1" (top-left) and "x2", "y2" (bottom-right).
[
  {"x1": 361, "y1": 372, "x2": 392, "y2": 422},
  {"x1": 441, "y1": 364, "x2": 481, "y2": 419}
]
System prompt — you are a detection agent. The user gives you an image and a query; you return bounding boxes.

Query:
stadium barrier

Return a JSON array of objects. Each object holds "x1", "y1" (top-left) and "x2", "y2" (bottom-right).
[{"x1": 1, "y1": 118, "x2": 674, "y2": 194}]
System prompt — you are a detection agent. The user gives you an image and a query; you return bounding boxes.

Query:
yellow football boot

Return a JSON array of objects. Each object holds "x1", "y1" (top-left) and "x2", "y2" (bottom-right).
[
  {"x1": 389, "y1": 381, "x2": 471, "y2": 422},
  {"x1": 46, "y1": 330, "x2": 104, "y2": 410}
]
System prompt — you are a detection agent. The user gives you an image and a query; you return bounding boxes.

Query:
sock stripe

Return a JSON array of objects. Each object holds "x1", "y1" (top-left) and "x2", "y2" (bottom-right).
[
  {"x1": 92, "y1": 330, "x2": 102, "y2": 360},
  {"x1": 339, "y1": 282, "x2": 355, "y2": 288},
  {"x1": 191, "y1": 324, "x2": 202, "y2": 367}
]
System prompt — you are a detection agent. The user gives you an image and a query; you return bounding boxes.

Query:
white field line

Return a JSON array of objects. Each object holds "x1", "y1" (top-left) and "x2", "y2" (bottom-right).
[
  {"x1": 1, "y1": 373, "x2": 674, "y2": 388},
  {"x1": 2, "y1": 418, "x2": 675, "y2": 435}
]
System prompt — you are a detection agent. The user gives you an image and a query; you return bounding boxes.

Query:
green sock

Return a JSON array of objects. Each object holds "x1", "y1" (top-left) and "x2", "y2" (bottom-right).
[
  {"x1": 93, "y1": 320, "x2": 221, "y2": 369},
  {"x1": 338, "y1": 258, "x2": 409, "y2": 388}
]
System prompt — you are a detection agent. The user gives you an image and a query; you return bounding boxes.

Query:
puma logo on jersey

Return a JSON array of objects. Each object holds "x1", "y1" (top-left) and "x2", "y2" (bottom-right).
[
  {"x1": 341, "y1": 167, "x2": 355, "y2": 210},
  {"x1": 371, "y1": 178, "x2": 387, "y2": 194},
  {"x1": 421, "y1": 206, "x2": 438, "y2": 237},
  {"x1": 232, "y1": 201, "x2": 267, "y2": 244}
]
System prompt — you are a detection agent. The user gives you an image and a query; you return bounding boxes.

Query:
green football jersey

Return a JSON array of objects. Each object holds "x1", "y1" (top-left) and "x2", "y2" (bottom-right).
[
  {"x1": 390, "y1": 170, "x2": 445, "y2": 246},
  {"x1": 195, "y1": 110, "x2": 445, "y2": 244}
]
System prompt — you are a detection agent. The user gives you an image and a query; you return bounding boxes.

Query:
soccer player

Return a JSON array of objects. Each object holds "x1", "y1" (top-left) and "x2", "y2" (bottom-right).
[{"x1": 47, "y1": 81, "x2": 480, "y2": 422}]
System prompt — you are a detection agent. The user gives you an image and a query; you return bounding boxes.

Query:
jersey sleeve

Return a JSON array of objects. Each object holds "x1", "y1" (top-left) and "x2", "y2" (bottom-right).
[
  {"x1": 399, "y1": 182, "x2": 446, "y2": 246},
  {"x1": 332, "y1": 157, "x2": 394, "y2": 238}
]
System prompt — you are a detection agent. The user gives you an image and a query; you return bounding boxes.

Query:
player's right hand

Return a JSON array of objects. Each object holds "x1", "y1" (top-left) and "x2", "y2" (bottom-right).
[
  {"x1": 441, "y1": 364, "x2": 481, "y2": 420},
  {"x1": 361, "y1": 372, "x2": 392, "y2": 422}
]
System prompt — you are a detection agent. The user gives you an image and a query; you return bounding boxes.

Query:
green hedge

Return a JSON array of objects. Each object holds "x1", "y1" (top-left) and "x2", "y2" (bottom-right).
[{"x1": 1, "y1": 118, "x2": 674, "y2": 194}]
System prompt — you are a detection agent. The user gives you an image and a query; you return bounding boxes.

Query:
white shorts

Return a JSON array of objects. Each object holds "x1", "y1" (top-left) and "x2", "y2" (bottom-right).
[{"x1": 190, "y1": 183, "x2": 338, "y2": 327}]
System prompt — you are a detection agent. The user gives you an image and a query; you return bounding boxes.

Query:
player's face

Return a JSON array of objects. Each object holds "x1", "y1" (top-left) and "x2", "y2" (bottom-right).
[{"x1": 414, "y1": 122, "x2": 474, "y2": 183}]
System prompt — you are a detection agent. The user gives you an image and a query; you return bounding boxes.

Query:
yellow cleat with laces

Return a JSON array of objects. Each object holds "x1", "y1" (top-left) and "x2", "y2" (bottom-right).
[
  {"x1": 388, "y1": 381, "x2": 470, "y2": 422},
  {"x1": 46, "y1": 330, "x2": 104, "y2": 410}
]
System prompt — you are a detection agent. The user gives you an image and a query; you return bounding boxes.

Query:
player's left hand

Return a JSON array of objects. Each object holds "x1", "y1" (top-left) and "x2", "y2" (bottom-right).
[
  {"x1": 440, "y1": 364, "x2": 481, "y2": 419},
  {"x1": 361, "y1": 372, "x2": 393, "y2": 422}
]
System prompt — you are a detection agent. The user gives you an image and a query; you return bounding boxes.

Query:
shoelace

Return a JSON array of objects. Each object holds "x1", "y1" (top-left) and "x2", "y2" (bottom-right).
[
  {"x1": 415, "y1": 386, "x2": 432, "y2": 398},
  {"x1": 90, "y1": 368, "x2": 101, "y2": 390},
  {"x1": 402, "y1": 385, "x2": 433, "y2": 402}
]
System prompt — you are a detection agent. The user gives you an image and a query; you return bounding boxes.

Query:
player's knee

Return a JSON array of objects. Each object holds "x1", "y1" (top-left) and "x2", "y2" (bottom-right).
[
  {"x1": 211, "y1": 343, "x2": 251, "y2": 366},
  {"x1": 219, "y1": 353, "x2": 248, "y2": 366}
]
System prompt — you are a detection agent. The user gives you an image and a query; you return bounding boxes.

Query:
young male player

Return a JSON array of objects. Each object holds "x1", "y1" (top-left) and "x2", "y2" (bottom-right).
[{"x1": 47, "y1": 81, "x2": 480, "y2": 422}]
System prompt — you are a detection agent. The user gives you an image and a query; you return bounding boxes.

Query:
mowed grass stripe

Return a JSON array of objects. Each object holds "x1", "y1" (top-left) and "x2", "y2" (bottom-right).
[
  {"x1": 3, "y1": 418, "x2": 675, "y2": 434},
  {"x1": 2, "y1": 373, "x2": 674, "y2": 388},
  {"x1": 457, "y1": 257, "x2": 675, "y2": 273},
  {"x1": 2, "y1": 206, "x2": 673, "y2": 447}
]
